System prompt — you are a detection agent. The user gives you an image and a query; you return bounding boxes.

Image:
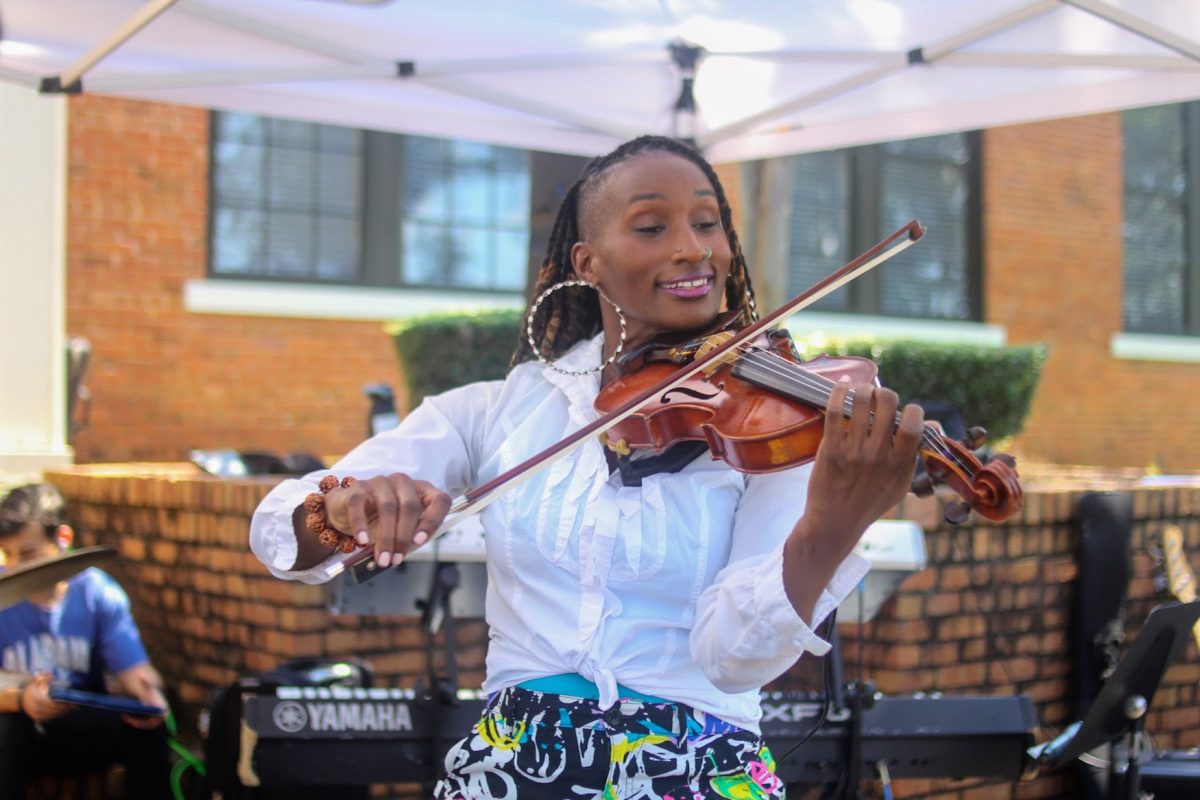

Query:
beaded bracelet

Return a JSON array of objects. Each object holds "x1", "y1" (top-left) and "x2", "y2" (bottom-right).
[{"x1": 304, "y1": 475, "x2": 359, "y2": 553}]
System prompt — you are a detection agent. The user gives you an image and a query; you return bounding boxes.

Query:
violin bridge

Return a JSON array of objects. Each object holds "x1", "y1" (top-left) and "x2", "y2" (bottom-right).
[{"x1": 599, "y1": 432, "x2": 632, "y2": 456}]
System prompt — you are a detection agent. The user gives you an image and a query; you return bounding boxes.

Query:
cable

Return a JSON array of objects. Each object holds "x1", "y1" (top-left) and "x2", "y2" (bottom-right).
[
  {"x1": 775, "y1": 609, "x2": 839, "y2": 765},
  {"x1": 164, "y1": 706, "x2": 206, "y2": 800},
  {"x1": 877, "y1": 760, "x2": 894, "y2": 800}
]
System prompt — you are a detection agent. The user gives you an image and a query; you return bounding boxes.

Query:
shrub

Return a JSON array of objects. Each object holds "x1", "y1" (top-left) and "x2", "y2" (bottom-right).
[
  {"x1": 791, "y1": 337, "x2": 1047, "y2": 441},
  {"x1": 387, "y1": 309, "x2": 523, "y2": 405},
  {"x1": 389, "y1": 311, "x2": 1047, "y2": 441}
]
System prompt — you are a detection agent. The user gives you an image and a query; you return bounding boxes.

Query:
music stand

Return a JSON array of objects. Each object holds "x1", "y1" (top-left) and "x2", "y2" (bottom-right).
[
  {"x1": 1030, "y1": 601, "x2": 1200, "y2": 799},
  {"x1": 0, "y1": 546, "x2": 117, "y2": 610}
]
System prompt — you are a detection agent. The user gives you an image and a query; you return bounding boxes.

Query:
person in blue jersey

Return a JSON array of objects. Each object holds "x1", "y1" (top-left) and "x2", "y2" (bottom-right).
[
  {"x1": 251, "y1": 135, "x2": 925, "y2": 799},
  {"x1": 0, "y1": 482, "x2": 170, "y2": 799}
]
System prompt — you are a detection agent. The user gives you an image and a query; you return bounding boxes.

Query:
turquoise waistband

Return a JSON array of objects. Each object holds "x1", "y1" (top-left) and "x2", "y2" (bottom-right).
[{"x1": 517, "y1": 674, "x2": 669, "y2": 704}]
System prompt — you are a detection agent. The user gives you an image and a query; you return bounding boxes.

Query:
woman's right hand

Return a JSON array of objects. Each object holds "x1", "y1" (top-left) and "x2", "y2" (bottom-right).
[{"x1": 323, "y1": 474, "x2": 451, "y2": 568}]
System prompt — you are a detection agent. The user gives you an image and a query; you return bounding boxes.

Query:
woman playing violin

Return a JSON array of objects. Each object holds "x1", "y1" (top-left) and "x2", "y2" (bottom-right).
[{"x1": 250, "y1": 134, "x2": 926, "y2": 799}]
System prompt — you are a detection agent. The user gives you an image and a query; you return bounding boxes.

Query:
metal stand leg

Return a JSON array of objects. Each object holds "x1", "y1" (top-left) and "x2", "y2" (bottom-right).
[
  {"x1": 1113, "y1": 695, "x2": 1148, "y2": 800},
  {"x1": 417, "y1": 560, "x2": 461, "y2": 796}
]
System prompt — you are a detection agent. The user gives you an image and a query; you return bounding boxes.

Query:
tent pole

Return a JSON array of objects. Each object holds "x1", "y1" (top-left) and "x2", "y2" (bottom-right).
[
  {"x1": 920, "y1": 0, "x2": 1058, "y2": 60},
  {"x1": 420, "y1": 76, "x2": 638, "y2": 141},
  {"x1": 85, "y1": 64, "x2": 393, "y2": 92},
  {"x1": 56, "y1": 0, "x2": 183, "y2": 90},
  {"x1": 698, "y1": 59, "x2": 905, "y2": 149},
  {"x1": 940, "y1": 52, "x2": 1199, "y2": 71},
  {"x1": 0, "y1": 65, "x2": 41, "y2": 89},
  {"x1": 1060, "y1": 0, "x2": 1200, "y2": 63},
  {"x1": 670, "y1": 41, "x2": 703, "y2": 146},
  {"x1": 699, "y1": 0, "x2": 1058, "y2": 148},
  {"x1": 178, "y1": 0, "x2": 369, "y2": 64}
]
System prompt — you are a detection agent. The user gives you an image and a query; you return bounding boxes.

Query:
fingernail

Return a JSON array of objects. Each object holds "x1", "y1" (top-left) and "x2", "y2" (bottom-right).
[
  {"x1": 377, "y1": 552, "x2": 391, "y2": 568},
  {"x1": 357, "y1": 531, "x2": 369, "y2": 545},
  {"x1": 413, "y1": 530, "x2": 429, "y2": 546},
  {"x1": 394, "y1": 553, "x2": 405, "y2": 565}
]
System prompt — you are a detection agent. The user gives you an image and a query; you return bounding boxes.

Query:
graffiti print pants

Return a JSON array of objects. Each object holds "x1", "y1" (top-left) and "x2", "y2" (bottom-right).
[{"x1": 434, "y1": 686, "x2": 786, "y2": 800}]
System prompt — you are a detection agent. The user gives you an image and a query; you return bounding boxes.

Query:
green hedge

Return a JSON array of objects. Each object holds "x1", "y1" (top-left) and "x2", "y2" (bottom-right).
[
  {"x1": 388, "y1": 311, "x2": 1046, "y2": 441},
  {"x1": 387, "y1": 309, "x2": 524, "y2": 405},
  {"x1": 791, "y1": 337, "x2": 1047, "y2": 441}
]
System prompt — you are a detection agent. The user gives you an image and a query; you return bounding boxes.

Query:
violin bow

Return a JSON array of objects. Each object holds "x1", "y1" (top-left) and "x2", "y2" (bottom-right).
[{"x1": 322, "y1": 220, "x2": 926, "y2": 579}]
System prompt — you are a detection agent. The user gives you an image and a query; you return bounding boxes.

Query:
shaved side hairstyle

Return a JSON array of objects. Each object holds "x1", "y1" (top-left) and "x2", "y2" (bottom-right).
[{"x1": 511, "y1": 135, "x2": 758, "y2": 369}]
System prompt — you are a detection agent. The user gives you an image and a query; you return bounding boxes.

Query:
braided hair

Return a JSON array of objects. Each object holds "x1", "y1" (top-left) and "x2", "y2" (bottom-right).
[{"x1": 510, "y1": 135, "x2": 759, "y2": 369}]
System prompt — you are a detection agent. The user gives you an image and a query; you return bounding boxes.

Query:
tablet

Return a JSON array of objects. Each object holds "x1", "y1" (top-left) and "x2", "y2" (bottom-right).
[{"x1": 49, "y1": 687, "x2": 164, "y2": 718}]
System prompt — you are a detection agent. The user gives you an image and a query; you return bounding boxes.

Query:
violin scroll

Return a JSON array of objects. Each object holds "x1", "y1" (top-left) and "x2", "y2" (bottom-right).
[{"x1": 915, "y1": 424, "x2": 1023, "y2": 524}]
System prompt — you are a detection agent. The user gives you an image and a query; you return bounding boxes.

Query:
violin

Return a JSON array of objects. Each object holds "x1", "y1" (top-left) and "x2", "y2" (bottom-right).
[
  {"x1": 323, "y1": 220, "x2": 1006, "y2": 581},
  {"x1": 594, "y1": 327, "x2": 1022, "y2": 524}
]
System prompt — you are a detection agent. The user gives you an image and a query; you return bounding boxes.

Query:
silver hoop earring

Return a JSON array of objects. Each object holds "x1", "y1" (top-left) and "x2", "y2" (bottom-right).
[
  {"x1": 703, "y1": 246, "x2": 713, "y2": 261},
  {"x1": 525, "y1": 280, "x2": 627, "y2": 376}
]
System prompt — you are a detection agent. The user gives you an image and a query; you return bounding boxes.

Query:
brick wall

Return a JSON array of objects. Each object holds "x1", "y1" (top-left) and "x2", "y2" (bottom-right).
[
  {"x1": 983, "y1": 114, "x2": 1200, "y2": 472},
  {"x1": 63, "y1": 95, "x2": 1200, "y2": 472},
  {"x1": 45, "y1": 464, "x2": 486, "y2": 713},
  {"x1": 46, "y1": 464, "x2": 1200, "y2": 799},
  {"x1": 831, "y1": 479, "x2": 1200, "y2": 799},
  {"x1": 65, "y1": 95, "x2": 403, "y2": 465}
]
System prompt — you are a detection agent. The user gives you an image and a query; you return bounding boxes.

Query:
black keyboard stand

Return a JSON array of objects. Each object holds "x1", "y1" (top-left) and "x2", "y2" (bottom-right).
[
  {"x1": 416, "y1": 559, "x2": 462, "y2": 795},
  {"x1": 1028, "y1": 601, "x2": 1200, "y2": 800},
  {"x1": 824, "y1": 623, "x2": 860, "y2": 799},
  {"x1": 819, "y1": 617, "x2": 876, "y2": 799}
]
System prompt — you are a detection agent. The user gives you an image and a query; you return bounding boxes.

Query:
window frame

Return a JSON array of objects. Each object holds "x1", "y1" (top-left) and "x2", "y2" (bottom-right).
[
  {"x1": 206, "y1": 113, "x2": 368, "y2": 286},
  {"x1": 1120, "y1": 101, "x2": 1200, "y2": 337},
  {"x1": 786, "y1": 131, "x2": 984, "y2": 322},
  {"x1": 205, "y1": 112, "x2": 533, "y2": 295}
]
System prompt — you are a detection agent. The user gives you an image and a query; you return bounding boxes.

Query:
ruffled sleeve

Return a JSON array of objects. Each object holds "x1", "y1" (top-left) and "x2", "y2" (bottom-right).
[
  {"x1": 689, "y1": 463, "x2": 870, "y2": 692},
  {"x1": 249, "y1": 380, "x2": 502, "y2": 583}
]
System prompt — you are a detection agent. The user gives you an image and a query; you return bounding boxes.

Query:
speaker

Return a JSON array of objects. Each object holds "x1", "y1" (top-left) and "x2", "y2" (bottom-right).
[
  {"x1": 1073, "y1": 491, "x2": 1133, "y2": 800},
  {"x1": 1138, "y1": 749, "x2": 1200, "y2": 800},
  {"x1": 1073, "y1": 492, "x2": 1133, "y2": 713}
]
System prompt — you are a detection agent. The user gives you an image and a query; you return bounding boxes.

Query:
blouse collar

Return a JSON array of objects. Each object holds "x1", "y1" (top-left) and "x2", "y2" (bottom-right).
[{"x1": 538, "y1": 333, "x2": 605, "y2": 427}]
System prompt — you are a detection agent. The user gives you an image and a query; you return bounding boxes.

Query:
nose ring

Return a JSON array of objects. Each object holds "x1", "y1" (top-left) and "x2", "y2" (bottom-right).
[{"x1": 703, "y1": 247, "x2": 713, "y2": 261}]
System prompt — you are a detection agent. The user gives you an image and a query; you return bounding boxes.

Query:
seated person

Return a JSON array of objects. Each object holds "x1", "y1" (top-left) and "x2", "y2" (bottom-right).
[{"x1": 0, "y1": 483, "x2": 170, "y2": 800}]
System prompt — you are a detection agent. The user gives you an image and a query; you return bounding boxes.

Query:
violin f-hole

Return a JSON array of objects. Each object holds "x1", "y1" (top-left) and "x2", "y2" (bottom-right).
[{"x1": 660, "y1": 384, "x2": 724, "y2": 404}]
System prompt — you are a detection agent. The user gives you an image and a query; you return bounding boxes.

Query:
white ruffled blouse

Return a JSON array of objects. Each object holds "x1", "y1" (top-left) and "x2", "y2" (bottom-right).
[{"x1": 249, "y1": 333, "x2": 868, "y2": 732}]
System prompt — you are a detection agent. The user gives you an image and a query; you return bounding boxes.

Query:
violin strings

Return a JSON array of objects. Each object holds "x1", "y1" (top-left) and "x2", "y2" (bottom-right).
[
  {"x1": 740, "y1": 346, "x2": 971, "y2": 474},
  {"x1": 741, "y1": 348, "x2": 970, "y2": 477},
  {"x1": 724, "y1": 344, "x2": 976, "y2": 478},
  {"x1": 733, "y1": 346, "x2": 950, "y2": 454}
]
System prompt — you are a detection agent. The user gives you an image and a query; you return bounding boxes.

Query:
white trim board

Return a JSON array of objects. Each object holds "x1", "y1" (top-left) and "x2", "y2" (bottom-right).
[{"x1": 184, "y1": 279, "x2": 526, "y2": 321}]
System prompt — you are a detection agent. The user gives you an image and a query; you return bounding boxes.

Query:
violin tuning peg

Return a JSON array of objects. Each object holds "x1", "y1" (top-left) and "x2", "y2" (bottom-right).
[
  {"x1": 963, "y1": 426, "x2": 988, "y2": 450},
  {"x1": 990, "y1": 452, "x2": 1017, "y2": 469},
  {"x1": 910, "y1": 472, "x2": 935, "y2": 497},
  {"x1": 942, "y1": 500, "x2": 971, "y2": 525}
]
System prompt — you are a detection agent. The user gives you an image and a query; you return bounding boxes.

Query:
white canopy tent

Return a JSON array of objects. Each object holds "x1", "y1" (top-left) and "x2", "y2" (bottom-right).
[
  {"x1": 1, "y1": 0, "x2": 1199, "y2": 163},
  {"x1": 1, "y1": 0, "x2": 1200, "y2": 477}
]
